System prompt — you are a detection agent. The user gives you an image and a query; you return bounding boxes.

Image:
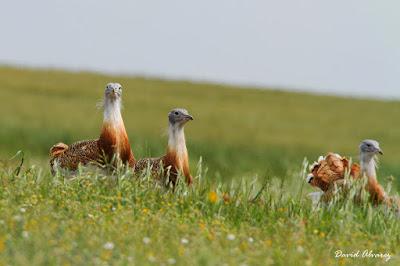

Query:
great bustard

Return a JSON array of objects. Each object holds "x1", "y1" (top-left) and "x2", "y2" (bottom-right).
[
  {"x1": 49, "y1": 83, "x2": 135, "y2": 175},
  {"x1": 306, "y1": 140, "x2": 399, "y2": 208},
  {"x1": 134, "y1": 108, "x2": 194, "y2": 188}
]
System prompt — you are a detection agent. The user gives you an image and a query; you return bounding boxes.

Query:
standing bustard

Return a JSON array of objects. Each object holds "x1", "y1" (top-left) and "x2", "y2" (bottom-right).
[
  {"x1": 49, "y1": 83, "x2": 135, "y2": 175},
  {"x1": 134, "y1": 108, "x2": 194, "y2": 188}
]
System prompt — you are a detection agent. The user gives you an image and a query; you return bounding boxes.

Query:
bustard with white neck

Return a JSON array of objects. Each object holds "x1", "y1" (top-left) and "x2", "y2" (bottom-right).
[
  {"x1": 134, "y1": 108, "x2": 194, "y2": 187},
  {"x1": 49, "y1": 83, "x2": 135, "y2": 175}
]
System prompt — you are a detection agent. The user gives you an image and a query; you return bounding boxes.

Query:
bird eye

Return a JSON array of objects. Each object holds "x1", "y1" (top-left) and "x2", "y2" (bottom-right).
[{"x1": 174, "y1": 112, "x2": 179, "y2": 115}]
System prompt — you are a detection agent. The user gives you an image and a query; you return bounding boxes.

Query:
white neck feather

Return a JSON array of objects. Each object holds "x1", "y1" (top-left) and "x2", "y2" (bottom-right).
[
  {"x1": 103, "y1": 98, "x2": 123, "y2": 126},
  {"x1": 168, "y1": 124, "x2": 187, "y2": 157},
  {"x1": 360, "y1": 153, "x2": 377, "y2": 180}
]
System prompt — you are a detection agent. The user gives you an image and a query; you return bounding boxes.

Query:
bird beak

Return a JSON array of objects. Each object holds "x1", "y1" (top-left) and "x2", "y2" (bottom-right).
[
  {"x1": 378, "y1": 149, "x2": 383, "y2": 155},
  {"x1": 185, "y1": 114, "x2": 194, "y2": 121},
  {"x1": 109, "y1": 88, "x2": 121, "y2": 99}
]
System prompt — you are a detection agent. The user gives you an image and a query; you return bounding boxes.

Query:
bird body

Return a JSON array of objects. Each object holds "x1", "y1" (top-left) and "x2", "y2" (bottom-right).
[
  {"x1": 50, "y1": 140, "x2": 101, "y2": 175},
  {"x1": 49, "y1": 83, "x2": 135, "y2": 175},
  {"x1": 307, "y1": 153, "x2": 360, "y2": 192},
  {"x1": 134, "y1": 108, "x2": 193, "y2": 187},
  {"x1": 306, "y1": 140, "x2": 396, "y2": 207}
]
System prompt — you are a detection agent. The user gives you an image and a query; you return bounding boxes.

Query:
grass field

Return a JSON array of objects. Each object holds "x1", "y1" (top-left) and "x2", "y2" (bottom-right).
[{"x1": 0, "y1": 66, "x2": 399, "y2": 265}]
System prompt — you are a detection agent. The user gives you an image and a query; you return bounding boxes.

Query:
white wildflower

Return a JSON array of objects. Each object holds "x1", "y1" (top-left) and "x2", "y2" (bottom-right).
[
  {"x1": 22, "y1": 231, "x2": 29, "y2": 238},
  {"x1": 180, "y1": 238, "x2": 189, "y2": 245},
  {"x1": 103, "y1": 242, "x2": 114, "y2": 250},
  {"x1": 297, "y1": 245, "x2": 304, "y2": 253},
  {"x1": 167, "y1": 258, "x2": 176, "y2": 265},
  {"x1": 13, "y1": 215, "x2": 23, "y2": 222},
  {"x1": 227, "y1": 234, "x2": 235, "y2": 241},
  {"x1": 143, "y1": 237, "x2": 151, "y2": 245}
]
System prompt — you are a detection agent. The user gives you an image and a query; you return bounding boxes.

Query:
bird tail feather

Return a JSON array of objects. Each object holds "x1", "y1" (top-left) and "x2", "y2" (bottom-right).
[{"x1": 50, "y1": 142, "x2": 69, "y2": 157}]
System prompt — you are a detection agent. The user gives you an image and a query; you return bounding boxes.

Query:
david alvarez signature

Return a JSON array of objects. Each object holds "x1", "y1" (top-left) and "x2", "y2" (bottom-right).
[{"x1": 335, "y1": 250, "x2": 391, "y2": 262}]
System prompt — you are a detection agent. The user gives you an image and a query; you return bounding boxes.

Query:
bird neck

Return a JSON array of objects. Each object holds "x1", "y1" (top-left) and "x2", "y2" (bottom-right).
[
  {"x1": 360, "y1": 152, "x2": 387, "y2": 203},
  {"x1": 103, "y1": 98, "x2": 123, "y2": 126},
  {"x1": 167, "y1": 124, "x2": 187, "y2": 161},
  {"x1": 360, "y1": 152, "x2": 377, "y2": 181},
  {"x1": 164, "y1": 123, "x2": 192, "y2": 185},
  {"x1": 99, "y1": 98, "x2": 135, "y2": 165}
]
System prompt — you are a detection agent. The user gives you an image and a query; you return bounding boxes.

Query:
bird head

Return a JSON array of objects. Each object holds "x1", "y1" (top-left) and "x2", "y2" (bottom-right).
[
  {"x1": 360, "y1": 139, "x2": 383, "y2": 156},
  {"x1": 105, "y1": 83, "x2": 122, "y2": 101},
  {"x1": 168, "y1": 108, "x2": 193, "y2": 127}
]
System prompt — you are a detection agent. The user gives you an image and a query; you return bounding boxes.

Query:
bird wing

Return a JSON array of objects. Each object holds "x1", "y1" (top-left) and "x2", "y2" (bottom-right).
[
  {"x1": 49, "y1": 139, "x2": 101, "y2": 174},
  {"x1": 308, "y1": 153, "x2": 358, "y2": 192},
  {"x1": 313, "y1": 153, "x2": 344, "y2": 183}
]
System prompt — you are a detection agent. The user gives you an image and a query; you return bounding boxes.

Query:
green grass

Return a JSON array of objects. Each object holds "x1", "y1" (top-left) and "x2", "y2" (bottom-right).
[
  {"x1": 0, "y1": 159, "x2": 398, "y2": 266},
  {"x1": 0, "y1": 66, "x2": 399, "y2": 265}
]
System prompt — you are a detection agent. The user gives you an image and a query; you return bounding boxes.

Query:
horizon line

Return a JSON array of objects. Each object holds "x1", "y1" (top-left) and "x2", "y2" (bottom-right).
[{"x1": 1, "y1": 61, "x2": 398, "y2": 102}]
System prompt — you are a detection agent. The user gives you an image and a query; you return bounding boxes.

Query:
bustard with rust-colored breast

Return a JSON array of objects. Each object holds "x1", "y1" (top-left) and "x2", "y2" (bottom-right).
[
  {"x1": 49, "y1": 83, "x2": 135, "y2": 175},
  {"x1": 306, "y1": 140, "x2": 393, "y2": 205},
  {"x1": 134, "y1": 108, "x2": 194, "y2": 187},
  {"x1": 358, "y1": 139, "x2": 386, "y2": 203}
]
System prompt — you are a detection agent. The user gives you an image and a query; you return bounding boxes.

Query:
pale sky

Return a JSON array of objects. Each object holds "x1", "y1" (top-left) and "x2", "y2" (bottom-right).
[{"x1": 1, "y1": 1, "x2": 400, "y2": 99}]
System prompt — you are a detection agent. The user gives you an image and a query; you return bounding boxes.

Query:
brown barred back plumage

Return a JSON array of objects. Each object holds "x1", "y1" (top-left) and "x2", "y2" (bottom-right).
[{"x1": 49, "y1": 139, "x2": 102, "y2": 175}]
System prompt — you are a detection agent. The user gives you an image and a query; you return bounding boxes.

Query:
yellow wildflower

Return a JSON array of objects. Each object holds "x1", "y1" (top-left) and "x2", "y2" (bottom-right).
[
  {"x1": 0, "y1": 237, "x2": 5, "y2": 252},
  {"x1": 265, "y1": 239, "x2": 272, "y2": 247},
  {"x1": 208, "y1": 192, "x2": 218, "y2": 203},
  {"x1": 199, "y1": 222, "x2": 206, "y2": 230}
]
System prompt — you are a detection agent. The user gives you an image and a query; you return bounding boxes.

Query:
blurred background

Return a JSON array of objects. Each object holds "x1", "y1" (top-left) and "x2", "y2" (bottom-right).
[{"x1": 1, "y1": 1, "x2": 399, "y2": 184}]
